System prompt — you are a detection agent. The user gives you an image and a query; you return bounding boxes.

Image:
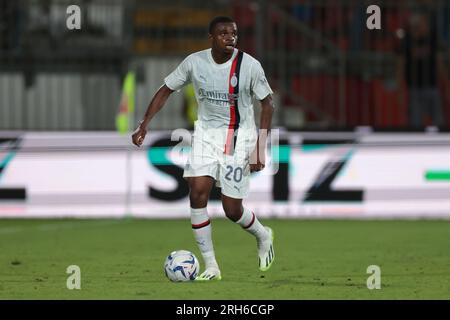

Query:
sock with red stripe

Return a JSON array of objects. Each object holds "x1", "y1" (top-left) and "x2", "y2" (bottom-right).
[
  {"x1": 236, "y1": 207, "x2": 269, "y2": 242},
  {"x1": 191, "y1": 207, "x2": 219, "y2": 269}
]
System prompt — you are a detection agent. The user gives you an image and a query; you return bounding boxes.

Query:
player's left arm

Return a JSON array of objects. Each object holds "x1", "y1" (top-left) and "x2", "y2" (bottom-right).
[{"x1": 250, "y1": 94, "x2": 274, "y2": 172}]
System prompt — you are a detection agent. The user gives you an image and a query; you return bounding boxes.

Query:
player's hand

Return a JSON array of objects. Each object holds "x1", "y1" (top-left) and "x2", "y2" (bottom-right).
[
  {"x1": 132, "y1": 122, "x2": 147, "y2": 147},
  {"x1": 250, "y1": 160, "x2": 265, "y2": 173},
  {"x1": 250, "y1": 147, "x2": 266, "y2": 173}
]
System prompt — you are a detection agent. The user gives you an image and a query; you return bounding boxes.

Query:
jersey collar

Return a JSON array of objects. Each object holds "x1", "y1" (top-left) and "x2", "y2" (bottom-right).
[{"x1": 207, "y1": 48, "x2": 238, "y2": 68}]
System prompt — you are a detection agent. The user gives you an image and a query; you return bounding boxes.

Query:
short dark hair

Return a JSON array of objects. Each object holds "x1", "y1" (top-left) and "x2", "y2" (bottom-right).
[{"x1": 208, "y1": 16, "x2": 235, "y2": 34}]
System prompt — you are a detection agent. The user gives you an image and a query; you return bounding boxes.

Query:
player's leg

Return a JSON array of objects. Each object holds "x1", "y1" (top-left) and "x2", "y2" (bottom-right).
[
  {"x1": 187, "y1": 176, "x2": 221, "y2": 280},
  {"x1": 221, "y1": 194, "x2": 275, "y2": 271}
]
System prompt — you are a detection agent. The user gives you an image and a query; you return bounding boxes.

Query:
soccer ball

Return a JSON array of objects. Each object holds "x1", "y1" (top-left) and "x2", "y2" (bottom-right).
[{"x1": 164, "y1": 250, "x2": 200, "y2": 282}]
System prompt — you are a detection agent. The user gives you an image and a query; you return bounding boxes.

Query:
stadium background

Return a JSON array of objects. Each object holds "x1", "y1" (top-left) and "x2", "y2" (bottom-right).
[{"x1": 0, "y1": 0, "x2": 449, "y2": 299}]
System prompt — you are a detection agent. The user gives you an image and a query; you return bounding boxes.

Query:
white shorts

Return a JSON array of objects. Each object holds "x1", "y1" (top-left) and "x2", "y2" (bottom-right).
[{"x1": 183, "y1": 126, "x2": 257, "y2": 199}]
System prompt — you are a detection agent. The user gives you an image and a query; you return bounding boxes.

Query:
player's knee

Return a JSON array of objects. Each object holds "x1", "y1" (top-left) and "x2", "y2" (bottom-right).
[{"x1": 189, "y1": 190, "x2": 209, "y2": 208}]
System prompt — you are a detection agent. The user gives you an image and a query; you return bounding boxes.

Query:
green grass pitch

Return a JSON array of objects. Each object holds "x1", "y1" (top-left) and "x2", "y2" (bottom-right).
[{"x1": 0, "y1": 218, "x2": 449, "y2": 299}]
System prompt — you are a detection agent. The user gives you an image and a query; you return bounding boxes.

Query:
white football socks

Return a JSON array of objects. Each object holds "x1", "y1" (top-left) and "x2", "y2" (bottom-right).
[
  {"x1": 190, "y1": 207, "x2": 218, "y2": 269},
  {"x1": 236, "y1": 207, "x2": 269, "y2": 242}
]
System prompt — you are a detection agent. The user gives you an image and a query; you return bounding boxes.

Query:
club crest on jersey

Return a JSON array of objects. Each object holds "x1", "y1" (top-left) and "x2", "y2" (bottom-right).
[{"x1": 230, "y1": 73, "x2": 238, "y2": 88}]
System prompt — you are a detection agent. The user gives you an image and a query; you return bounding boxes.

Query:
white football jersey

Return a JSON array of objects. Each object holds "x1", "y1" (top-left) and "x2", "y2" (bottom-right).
[{"x1": 164, "y1": 48, "x2": 273, "y2": 136}]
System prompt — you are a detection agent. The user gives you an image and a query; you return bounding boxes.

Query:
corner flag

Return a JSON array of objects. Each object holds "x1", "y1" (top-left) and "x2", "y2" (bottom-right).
[{"x1": 116, "y1": 71, "x2": 136, "y2": 134}]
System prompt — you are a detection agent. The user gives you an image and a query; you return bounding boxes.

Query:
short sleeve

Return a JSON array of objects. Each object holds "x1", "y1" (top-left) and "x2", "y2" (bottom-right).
[
  {"x1": 251, "y1": 61, "x2": 273, "y2": 101},
  {"x1": 164, "y1": 55, "x2": 192, "y2": 91}
]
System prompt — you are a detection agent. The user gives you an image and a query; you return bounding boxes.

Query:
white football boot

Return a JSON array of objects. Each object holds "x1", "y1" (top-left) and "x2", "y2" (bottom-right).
[
  {"x1": 258, "y1": 227, "x2": 275, "y2": 271},
  {"x1": 195, "y1": 264, "x2": 222, "y2": 281}
]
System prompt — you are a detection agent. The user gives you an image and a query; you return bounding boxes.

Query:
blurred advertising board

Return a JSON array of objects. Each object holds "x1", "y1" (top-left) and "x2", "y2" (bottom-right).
[{"x1": 1, "y1": 131, "x2": 449, "y2": 218}]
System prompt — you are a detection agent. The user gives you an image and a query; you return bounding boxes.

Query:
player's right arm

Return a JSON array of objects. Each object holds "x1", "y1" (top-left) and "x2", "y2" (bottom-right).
[
  {"x1": 132, "y1": 84, "x2": 174, "y2": 147},
  {"x1": 132, "y1": 54, "x2": 193, "y2": 147}
]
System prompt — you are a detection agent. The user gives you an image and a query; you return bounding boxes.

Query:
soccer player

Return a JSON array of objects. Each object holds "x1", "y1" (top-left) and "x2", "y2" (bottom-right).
[{"x1": 132, "y1": 16, "x2": 275, "y2": 281}]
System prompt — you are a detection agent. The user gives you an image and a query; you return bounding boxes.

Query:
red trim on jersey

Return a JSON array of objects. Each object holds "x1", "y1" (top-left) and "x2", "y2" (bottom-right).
[
  {"x1": 224, "y1": 52, "x2": 239, "y2": 155},
  {"x1": 224, "y1": 106, "x2": 236, "y2": 154},
  {"x1": 192, "y1": 219, "x2": 211, "y2": 229},
  {"x1": 243, "y1": 212, "x2": 256, "y2": 229}
]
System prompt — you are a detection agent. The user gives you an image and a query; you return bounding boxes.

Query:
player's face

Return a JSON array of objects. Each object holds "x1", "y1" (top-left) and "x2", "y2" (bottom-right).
[{"x1": 209, "y1": 22, "x2": 238, "y2": 55}]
